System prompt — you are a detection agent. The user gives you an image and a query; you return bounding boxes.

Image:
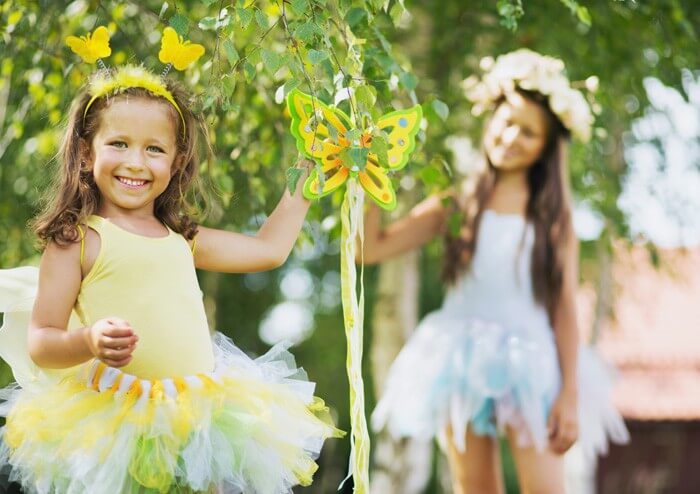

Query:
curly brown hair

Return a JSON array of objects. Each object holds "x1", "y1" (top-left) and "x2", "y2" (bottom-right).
[
  {"x1": 32, "y1": 71, "x2": 211, "y2": 247},
  {"x1": 443, "y1": 89, "x2": 574, "y2": 321}
]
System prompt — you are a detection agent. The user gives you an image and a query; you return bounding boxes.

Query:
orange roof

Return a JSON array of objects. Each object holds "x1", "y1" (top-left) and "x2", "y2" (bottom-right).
[{"x1": 578, "y1": 245, "x2": 700, "y2": 420}]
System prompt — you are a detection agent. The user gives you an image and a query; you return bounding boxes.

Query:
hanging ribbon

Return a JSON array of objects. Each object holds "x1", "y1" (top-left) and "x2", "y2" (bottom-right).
[{"x1": 286, "y1": 89, "x2": 422, "y2": 492}]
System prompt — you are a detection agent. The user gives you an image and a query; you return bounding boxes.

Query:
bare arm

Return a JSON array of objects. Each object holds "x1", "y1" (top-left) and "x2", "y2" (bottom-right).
[
  {"x1": 360, "y1": 194, "x2": 448, "y2": 265},
  {"x1": 28, "y1": 241, "x2": 137, "y2": 368},
  {"x1": 553, "y1": 228, "x2": 580, "y2": 392},
  {"x1": 547, "y1": 227, "x2": 581, "y2": 454},
  {"x1": 194, "y1": 163, "x2": 311, "y2": 273}
]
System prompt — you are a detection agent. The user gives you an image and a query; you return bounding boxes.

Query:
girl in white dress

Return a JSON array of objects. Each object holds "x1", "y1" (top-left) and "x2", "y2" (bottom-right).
[{"x1": 365, "y1": 50, "x2": 628, "y2": 493}]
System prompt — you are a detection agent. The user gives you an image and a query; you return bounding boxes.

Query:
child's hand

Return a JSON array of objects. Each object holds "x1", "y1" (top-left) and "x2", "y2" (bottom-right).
[
  {"x1": 85, "y1": 317, "x2": 138, "y2": 368},
  {"x1": 547, "y1": 387, "x2": 578, "y2": 454}
]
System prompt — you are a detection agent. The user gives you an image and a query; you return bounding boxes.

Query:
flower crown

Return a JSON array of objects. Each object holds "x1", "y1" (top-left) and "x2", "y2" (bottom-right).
[
  {"x1": 65, "y1": 26, "x2": 205, "y2": 134},
  {"x1": 462, "y1": 49, "x2": 597, "y2": 142}
]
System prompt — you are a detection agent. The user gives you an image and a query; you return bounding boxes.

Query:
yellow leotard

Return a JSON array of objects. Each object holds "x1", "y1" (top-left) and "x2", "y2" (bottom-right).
[{"x1": 74, "y1": 215, "x2": 214, "y2": 378}]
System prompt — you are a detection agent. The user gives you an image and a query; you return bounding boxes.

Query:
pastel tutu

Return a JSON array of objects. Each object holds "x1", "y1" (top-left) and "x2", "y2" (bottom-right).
[
  {"x1": 371, "y1": 311, "x2": 629, "y2": 458},
  {"x1": 0, "y1": 333, "x2": 341, "y2": 494},
  {"x1": 0, "y1": 267, "x2": 341, "y2": 494}
]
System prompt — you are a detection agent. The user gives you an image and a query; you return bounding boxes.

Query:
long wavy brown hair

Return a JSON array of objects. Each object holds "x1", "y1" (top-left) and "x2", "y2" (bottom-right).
[
  {"x1": 443, "y1": 89, "x2": 573, "y2": 321},
  {"x1": 32, "y1": 72, "x2": 211, "y2": 247}
]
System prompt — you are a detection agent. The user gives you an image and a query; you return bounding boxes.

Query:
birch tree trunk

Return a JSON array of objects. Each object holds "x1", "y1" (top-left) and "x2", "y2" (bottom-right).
[{"x1": 369, "y1": 250, "x2": 433, "y2": 494}]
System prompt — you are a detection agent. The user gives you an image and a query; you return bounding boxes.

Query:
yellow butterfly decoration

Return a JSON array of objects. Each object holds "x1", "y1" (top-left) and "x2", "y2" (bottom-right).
[
  {"x1": 287, "y1": 89, "x2": 422, "y2": 210},
  {"x1": 286, "y1": 88, "x2": 423, "y2": 494},
  {"x1": 158, "y1": 27, "x2": 205, "y2": 71},
  {"x1": 65, "y1": 26, "x2": 112, "y2": 64}
]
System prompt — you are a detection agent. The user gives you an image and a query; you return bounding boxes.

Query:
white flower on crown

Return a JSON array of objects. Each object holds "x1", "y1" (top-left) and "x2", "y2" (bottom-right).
[{"x1": 463, "y1": 48, "x2": 595, "y2": 142}]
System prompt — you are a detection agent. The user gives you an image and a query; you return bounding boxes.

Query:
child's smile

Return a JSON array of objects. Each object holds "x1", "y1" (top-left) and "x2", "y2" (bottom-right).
[{"x1": 86, "y1": 96, "x2": 179, "y2": 216}]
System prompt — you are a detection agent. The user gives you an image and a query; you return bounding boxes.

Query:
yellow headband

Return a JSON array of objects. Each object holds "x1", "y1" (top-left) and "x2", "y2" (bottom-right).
[
  {"x1": 84, "y1": 65, "x2": 186, "y2": 132},
  {"x1": 66, "y1": 26, "x2": 204, "y2": 136}
]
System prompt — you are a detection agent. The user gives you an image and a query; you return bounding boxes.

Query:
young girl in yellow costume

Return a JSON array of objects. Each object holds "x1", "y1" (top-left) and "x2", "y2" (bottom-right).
[{"x1": 0, "y1": 26, "x2": 341, "y2": 494}]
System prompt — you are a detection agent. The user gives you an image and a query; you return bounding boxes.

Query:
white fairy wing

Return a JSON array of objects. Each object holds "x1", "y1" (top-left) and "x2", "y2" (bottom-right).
[{"x1": 0, "y1": 267, "x2": 80, "y2": 388}]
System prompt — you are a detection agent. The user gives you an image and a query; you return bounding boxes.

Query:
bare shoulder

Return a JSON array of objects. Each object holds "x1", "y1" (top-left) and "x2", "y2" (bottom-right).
[
  {"x1": 81, "y1": 224, "x2": 102, "y2": 277},
  {"x1": 38, "y1": 240, "x2": 82, "y2": 296}
]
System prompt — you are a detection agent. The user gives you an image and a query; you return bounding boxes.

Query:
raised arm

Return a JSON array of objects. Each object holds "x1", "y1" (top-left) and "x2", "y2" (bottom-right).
[
  {"x1": 361, "y1": 194, "x2": 448, "y2": 265},
  {"x1": 193, "y1": 162, "x2": 311, "y2": 273}
]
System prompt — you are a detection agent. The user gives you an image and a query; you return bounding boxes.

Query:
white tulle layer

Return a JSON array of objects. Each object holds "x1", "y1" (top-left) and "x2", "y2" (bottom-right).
[
  {"x1": 372, "y1": 311, "x2": 629, "y2": 458},
  {"x1": 0, "y1": 333, "x2": 340, "y2": 494}
]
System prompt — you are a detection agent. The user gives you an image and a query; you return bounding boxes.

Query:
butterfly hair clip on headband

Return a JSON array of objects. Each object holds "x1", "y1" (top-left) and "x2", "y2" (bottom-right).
[{"x1": 66, "y1": 25, "x2": 205, "y2": 133}]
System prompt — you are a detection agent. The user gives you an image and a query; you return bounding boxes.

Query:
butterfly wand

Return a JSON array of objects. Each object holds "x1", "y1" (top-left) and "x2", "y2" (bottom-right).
[{"x1": 286, "y1": 89, "x2": 422, "y2": 493}]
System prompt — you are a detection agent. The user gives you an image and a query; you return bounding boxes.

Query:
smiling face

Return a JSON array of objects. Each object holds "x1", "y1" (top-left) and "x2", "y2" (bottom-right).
[
  {"x1": 83, "y1": 96, "x2": 180, "y2": 217},
  {"x1": 483, "y1": 91, "x2": 550, "y2": 172}
]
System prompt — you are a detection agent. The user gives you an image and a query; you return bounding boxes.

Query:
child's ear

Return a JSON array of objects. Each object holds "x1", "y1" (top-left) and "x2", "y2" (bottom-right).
[
  {"x1": 78, "y1": 138, "x2": 93, "y2": 170},
  {"x1": 171, "y1": 154, "x2": 185, "y2": 176}
]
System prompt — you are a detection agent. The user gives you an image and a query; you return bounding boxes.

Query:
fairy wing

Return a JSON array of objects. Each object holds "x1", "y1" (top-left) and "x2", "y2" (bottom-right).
[
  {"x1": 287, "y1": 89, "x2": 354, "y2": 200},
  {"x1": 372, "y1": 105, "x2": 422, "y2": 171},
  {"x1": 159, "y1": 27, "x2": 205, "y2": 71}
]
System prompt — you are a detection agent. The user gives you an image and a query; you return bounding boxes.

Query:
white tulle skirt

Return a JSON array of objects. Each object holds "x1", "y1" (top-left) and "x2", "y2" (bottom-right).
[
  {"x1": 0, "y1": 334, "x2": 342, "y2": 494},
  {"x1": 372, "y1": 310, "x2": 629, "y2": 458}
]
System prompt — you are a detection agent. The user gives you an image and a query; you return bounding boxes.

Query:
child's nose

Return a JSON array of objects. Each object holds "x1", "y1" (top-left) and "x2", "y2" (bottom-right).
[
  {"x1": 124, "y1": 151, "x2": 148, "y2": 169},
  {"x1": 501, "y1": 126, "x2": 520, "y2": 146}
]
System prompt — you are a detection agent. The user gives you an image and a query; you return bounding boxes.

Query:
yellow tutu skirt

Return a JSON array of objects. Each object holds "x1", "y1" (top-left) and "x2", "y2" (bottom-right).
[{"x1": 0, "y1": 334, "x2": 342, "y2": 494}]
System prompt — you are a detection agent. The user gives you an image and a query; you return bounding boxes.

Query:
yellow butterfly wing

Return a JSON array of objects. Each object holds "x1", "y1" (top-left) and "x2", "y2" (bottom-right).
[
  {"x1": 373, "y1": 105, "x2": 422, "y2": 171},
  {"x1": 303, "y1": 149, "x2": 350, "y2": 199},
  {"x1": 65, "y1": 26, "x2": 111, "y2": 64},
  {"x1": 358, "y1": 161, "x2": 396, "y2": 210},
  {"x1": 159, "y1": 27, "x2": 205, "y2": 71},
  {"x1": 287, "y1": 89, "x2": 352, "y2": 158},
  {"x1": 288, "y1": 89, "x2": 355, "y2": 200}
]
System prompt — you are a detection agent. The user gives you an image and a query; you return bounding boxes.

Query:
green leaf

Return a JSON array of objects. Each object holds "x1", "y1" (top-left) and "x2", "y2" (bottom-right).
[
  {"x1": 290, "y1": 0, "x2": 308, "y2": 16},
  {"x1": 419, "y1": 166, "x2": 441, "y2": 185},
  {"x1": 340, "y1": 146, "x2": 369, "y2": 171},
  {"x1": 370, "y1": 134, "x2": 388, "y2": 167},
  {"x1": 345, "y1": 7, "x2": 368, "y2": 28},
  {"x1": 261, "y1": 49, "x2": 282, "y2": 74},
  {"x1": 496, "y1": 0, "x2": 524, "y2": 31},
  {"x1": 223, "y1": 39, "x2": 239, "y2": 65},
  {"x1": 243, "y1": 61, "x2": 256, "y2": 83},
  {"x1": 431, "y1": 98, "x2": 449, "y2": 121},
  {"x1": 169, "y1": 13, "x2": 189, "y2": 36},
  {"x1": 201, "y1": 0, "x2": 218, "y2": 5},
  {"x1": 221, "y1": 74, "x2": 236, "y2": 97},
  {"x1": 198, "y1": 16, "x2": 218, "y2": 31},
  {"x1": 315, "y1": 161, "x2": 326, "y2": 191},
  {"x1": 255, "y1": 9, "x2": 269, "y2": 29},
  {"x1": 576, "y1": 5, "x2": 591, "y2": 26},
  {"x1": 355, "y1": 85, "x2": 377, "y2": 111},
  {"x1": 294, "y1": 20, "x2": 318, "y2": 43},
  {"x1": 236, "y1": 7, "x2": 254, "y2": 28},
  {"x1": 327, "y1": 122, "x2": 339, "y2": 142},
  {"x1": 399, "y1": 71, "x2": 418, "y2": 91},
  {"x1": 345, "y1": 128, "x2": 362, "y2": 143},
  {"x1": 202, "y1": 95, "x2": 216, "y2": 111},
  {"x1": 286, "y1": 166, "x2": 304, "y2": 194},
  {"x1": 389, "y1": 3, "x2": 405, "y2": 25},
  {"x1": 307, "y1": 49, "x2": 328, "y2": 65}
]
